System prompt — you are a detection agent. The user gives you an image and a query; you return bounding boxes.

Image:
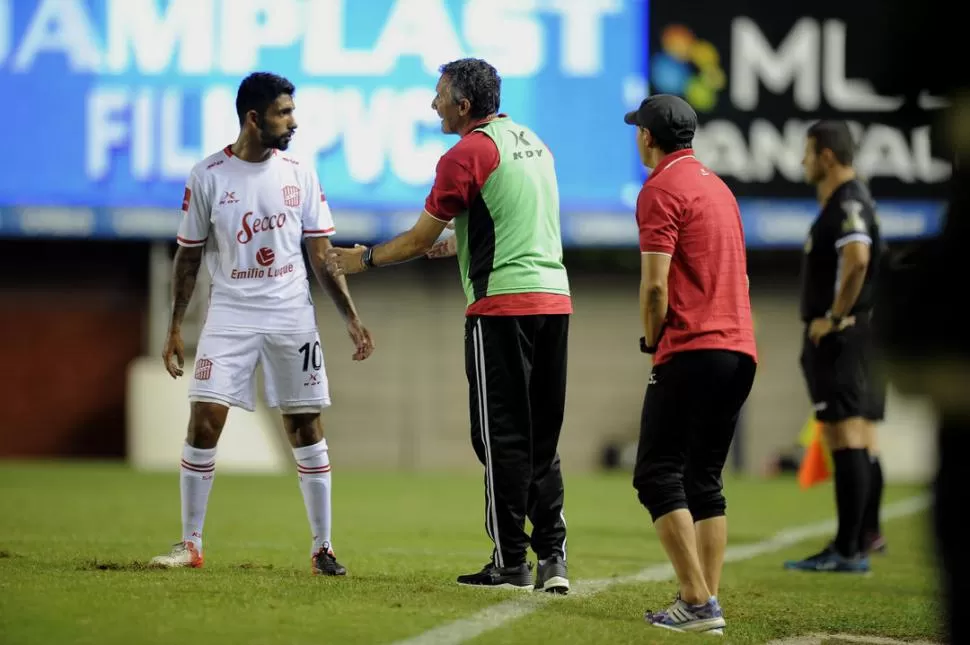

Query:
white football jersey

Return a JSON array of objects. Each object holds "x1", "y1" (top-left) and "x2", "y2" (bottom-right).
[{"x1": 176, "y1": 146, "x2": 335, "y2": 332}]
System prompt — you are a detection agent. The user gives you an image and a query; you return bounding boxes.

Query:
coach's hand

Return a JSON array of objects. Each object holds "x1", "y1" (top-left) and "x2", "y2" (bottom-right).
[
  {"x1": 346, "y1": 317, "x2": 375, "y2": 361},
  {"x1": 426, "y1": 235, "x2": 457, "y2": 259},
  {"x1": 163, "y1": 330, "x2": 185, "y2": 378},
  {"x1": 808, "y1": 315, "x2": 856, "y2": 345},
  {"x1": 325, "y1": 245, "x2": 366, "y2": 276}
]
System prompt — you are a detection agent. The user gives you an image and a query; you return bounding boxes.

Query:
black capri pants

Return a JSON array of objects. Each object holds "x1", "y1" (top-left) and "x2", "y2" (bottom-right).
[{"x1": 633, "y1": 349, "x2": 756, "y2": 523}]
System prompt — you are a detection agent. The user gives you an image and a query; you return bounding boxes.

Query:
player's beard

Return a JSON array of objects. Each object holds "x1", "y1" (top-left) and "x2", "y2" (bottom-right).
[
  {"x1": 260, "y1": 129, "x2": 291, "y2": 151},
  {"x1": 254, "y1": 115, "x2": 292, "y2": 151}
]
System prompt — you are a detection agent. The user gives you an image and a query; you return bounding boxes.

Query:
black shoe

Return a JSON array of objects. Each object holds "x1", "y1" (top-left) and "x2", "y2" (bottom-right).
[
  {"x1": 456, "y1": 561, "x2": 534, "y2": 590},
  {"x1": 783, "y1": 544, "x2": 870, "y2": 573},
  {"x1": 312, "y1": 545, "x2": 347, "y2": 576},
  {"x1": 534, "y1": 555, "x2": 569, "y2": 594}
]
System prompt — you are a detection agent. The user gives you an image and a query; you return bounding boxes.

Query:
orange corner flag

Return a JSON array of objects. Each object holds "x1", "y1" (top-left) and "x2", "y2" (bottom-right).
[{"x1": 797, "y1": 417, "x2": 831, "y2": 489}]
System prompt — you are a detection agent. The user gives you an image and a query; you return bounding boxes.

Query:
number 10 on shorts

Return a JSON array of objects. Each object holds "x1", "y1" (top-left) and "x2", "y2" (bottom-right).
[{"x1": 299, "y1": 341, "x2": 322, "y2": 372}]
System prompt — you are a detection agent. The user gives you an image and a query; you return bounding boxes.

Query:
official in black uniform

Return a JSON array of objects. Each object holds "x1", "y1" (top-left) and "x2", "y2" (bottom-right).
[{"x1": 784, "y1": 120, "x2": 884, "y2": 574}]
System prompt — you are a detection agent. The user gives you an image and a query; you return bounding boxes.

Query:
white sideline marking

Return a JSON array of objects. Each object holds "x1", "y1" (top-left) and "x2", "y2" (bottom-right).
[{"x1": 389, "y1": 495, "x2": 930, "y2": 645}]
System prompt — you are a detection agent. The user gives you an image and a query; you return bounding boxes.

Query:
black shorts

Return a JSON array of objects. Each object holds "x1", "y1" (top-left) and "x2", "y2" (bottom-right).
[
  {"x1": 632, "y1": 349, "x2": 756, "y2": 519},
  {"x1": 800, "y1": 320, "x2": 884, "y2": 423}
]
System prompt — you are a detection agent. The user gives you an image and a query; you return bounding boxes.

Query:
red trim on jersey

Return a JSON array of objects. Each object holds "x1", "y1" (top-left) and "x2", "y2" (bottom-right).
[
  {"x1": 176, "y1": 235, "x2": 207, "y2": 246},
  {"x1": 466, "y1": 293, "x2": 572, "y2": 316},
  {"x1": 303, "y1": 227, "x2": 335, "y2": 236},
  {"x1": 223, "y1": 144, "x2": 278, "y2": 159}
]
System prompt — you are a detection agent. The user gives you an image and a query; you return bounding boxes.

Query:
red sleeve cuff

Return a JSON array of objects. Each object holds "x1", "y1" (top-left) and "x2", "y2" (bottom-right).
[
  {"x1": 176, "y1": 236, "x2": 207, "y2": 247},
  {"x1": 423, "y1": 196, "x2": 457, "y2": 222},
  {"x1": 303, "y1": 227, "x2": 336, "y2": 237}
]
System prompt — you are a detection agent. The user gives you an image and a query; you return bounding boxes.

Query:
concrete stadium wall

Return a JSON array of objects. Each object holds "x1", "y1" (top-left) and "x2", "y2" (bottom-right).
[
  {"x1": 0, "y1": 241, "x2": 936, "y2": 482},
  {"x1": 297, "y1": 269, "x2": 936, "y2": 481}
]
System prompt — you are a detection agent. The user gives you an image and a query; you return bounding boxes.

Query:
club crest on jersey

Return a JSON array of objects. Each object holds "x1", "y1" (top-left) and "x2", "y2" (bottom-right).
[
  {"x1": 282, "y1": 185, "x2": 301, "y2": 207},
  {"x1": 236, "y1": 211, "x2": 287, "y2": 244},
  {"x1": 194, "y1": 357, "x2": 213, "y2": 381},
  {"x1": 841, "y1": 200, "x2": 867, "y2": 234}
]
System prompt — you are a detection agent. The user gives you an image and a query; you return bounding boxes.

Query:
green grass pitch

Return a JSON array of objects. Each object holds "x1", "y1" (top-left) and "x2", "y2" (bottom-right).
[{"x1": 0, "y1": 462, "x2": 944, "y2": 644}]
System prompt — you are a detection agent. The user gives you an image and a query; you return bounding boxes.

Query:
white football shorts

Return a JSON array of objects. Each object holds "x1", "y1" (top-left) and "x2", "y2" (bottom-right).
[{"x1": 187, "y1": 328, "x2": 331, "y2": 414}]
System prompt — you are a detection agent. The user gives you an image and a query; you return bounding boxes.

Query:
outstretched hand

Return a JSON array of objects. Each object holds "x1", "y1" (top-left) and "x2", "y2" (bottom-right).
[
  {"x1": 326, "y1": 245, "x2": 367, "y2": 277},
  {"x1": 426, "y1": 236, "x2": 457, "y2": 259}
]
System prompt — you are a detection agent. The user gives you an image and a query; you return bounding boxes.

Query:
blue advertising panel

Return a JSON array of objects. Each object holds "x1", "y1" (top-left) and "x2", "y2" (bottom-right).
[
  {"x1": 0, "y1": 198, "x2": 945, "y2": 248},
  {"x1": 0, "y1": 0, "x2": 648, "y2": 212},
  {"x1": 0, "y1": 0, "x2": 945, "y2": 247}
]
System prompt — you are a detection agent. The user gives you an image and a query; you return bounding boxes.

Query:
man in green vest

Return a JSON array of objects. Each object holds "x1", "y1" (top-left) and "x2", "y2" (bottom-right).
[{"x1": 326, "y1": 58, "x2": 572, "y2": 594}]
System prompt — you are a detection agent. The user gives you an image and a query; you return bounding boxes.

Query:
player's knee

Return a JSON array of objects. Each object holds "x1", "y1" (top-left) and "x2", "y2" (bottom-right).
[
  {"x1": 823, "y1": 418, "x2": 867, "y2": 450},
  {"x1": 282, "y1": 413, "x2": 322, "y2": 447},
  {"x1": 633, "y1": 467, "x2": 687, "y2": 523},
  {"x1": 686, "y1": 488, "x2": 726, "y2": 522},
  {"x1": 187, "y1": 403, "x2": 228, "y2": 448}
]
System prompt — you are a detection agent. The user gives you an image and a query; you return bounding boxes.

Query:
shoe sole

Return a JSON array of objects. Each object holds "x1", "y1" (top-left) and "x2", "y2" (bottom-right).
[
  {"x1": 783, "y1": 565, "x2": 871, "y2": 575},
  {"x1": 650, "y1": 617, "x2": 726, "y2": 634},
  {"x1": 312, "y1": 569, "x2": 348, "y2": 576},
  {"x1": 149, "y1": 559, "x2": 203, "y2": 569},
  {"x1": 535, "y1": 576, "x2": 570, "y2": 595},
  {"x1": 457, "y1": 582, "x2": 534, "y2": 591}
]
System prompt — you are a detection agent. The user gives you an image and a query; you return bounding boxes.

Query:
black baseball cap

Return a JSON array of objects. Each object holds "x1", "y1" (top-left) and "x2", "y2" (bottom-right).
[{"x1": 624, "y1": 94, "x2": 697, "y2": 144}]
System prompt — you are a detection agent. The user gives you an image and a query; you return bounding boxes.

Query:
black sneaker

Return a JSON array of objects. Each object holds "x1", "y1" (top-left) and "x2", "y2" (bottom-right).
[
  {"x1": 456, "y1": 561, "x2": 534, "y2": 591},
  {"x1": 312, "y1": 544, "x2": 347, "y2": 576},
  {"x1": 534, "y1": 555, "x2": 569, "y2": 594},
  {"x1": 783, "y1": 544, "x2": 870, "y2": 573}
]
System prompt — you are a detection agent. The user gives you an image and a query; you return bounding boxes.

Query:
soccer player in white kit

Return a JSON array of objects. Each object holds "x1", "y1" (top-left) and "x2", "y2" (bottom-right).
[{"x1": 150, "y1": 72, "x2": 374, "y2": 575}]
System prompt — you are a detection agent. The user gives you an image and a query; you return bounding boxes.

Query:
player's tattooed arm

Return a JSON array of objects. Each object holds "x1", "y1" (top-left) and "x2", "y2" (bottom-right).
[
  {"x1": 169, "y1": 245, "x2": 204, "y2": 331},
  {"x1": 306, "y1": 236, "x2": 360, "y2": 322}
]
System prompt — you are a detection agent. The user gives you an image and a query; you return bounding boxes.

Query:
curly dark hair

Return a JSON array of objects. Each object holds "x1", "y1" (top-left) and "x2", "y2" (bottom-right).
[
  {"x1": 438, "y1": 58, "x2": 501, "y2": 119},
  {"x1": 235, "y1": 72, "x2": 295, "y2": 125}
]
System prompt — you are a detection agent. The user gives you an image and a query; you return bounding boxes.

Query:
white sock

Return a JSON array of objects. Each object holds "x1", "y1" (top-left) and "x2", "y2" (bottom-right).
[
  {"x1": 293, "y1": 438, "x2": 332, "y2": 554},
  {"x1": 180, "y1": 443, "x2": 217, "y2": 550}
]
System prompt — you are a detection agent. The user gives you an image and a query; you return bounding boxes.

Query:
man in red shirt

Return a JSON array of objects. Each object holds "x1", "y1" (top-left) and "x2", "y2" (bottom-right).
[{"x1": 626, "y1": 95, "x2": 758, "y2": 635}]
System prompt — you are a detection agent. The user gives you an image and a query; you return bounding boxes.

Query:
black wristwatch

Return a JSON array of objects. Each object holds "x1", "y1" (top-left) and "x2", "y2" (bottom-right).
[
  {"x1": 826, "y1": 311, "x2": 843, "y2": 327},
  {"x1": 640, "y1": 323, "x2": 668, "y2": 354},
  {"x1": 362, "y1": 246, "x2": 375, "y2": 268}
]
